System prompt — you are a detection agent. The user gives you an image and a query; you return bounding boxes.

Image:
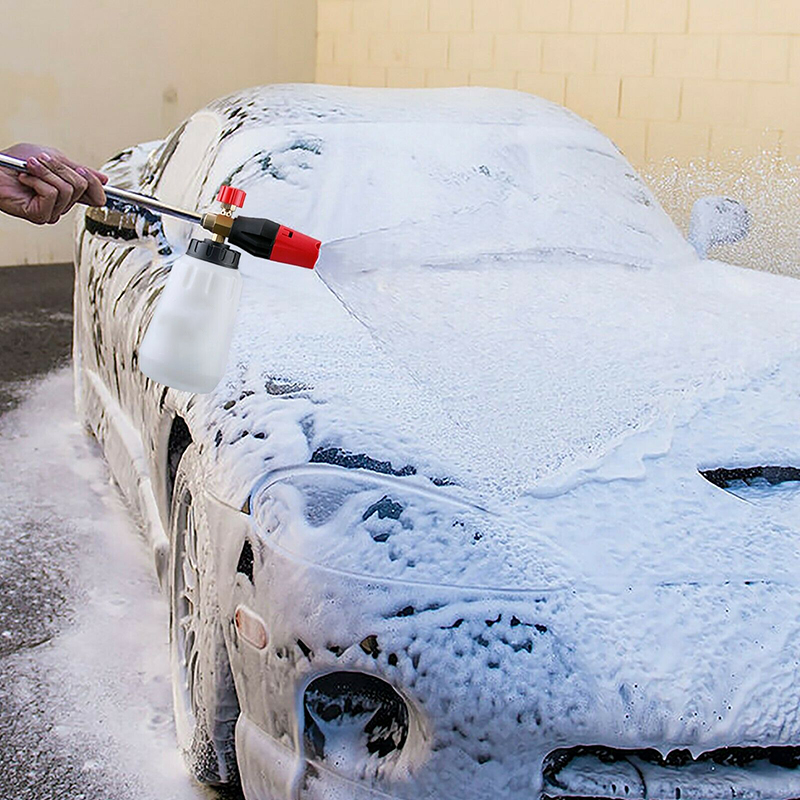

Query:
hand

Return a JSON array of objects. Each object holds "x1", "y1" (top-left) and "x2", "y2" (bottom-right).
[{"x1": 0, "y1": 143, "x2": 108, "y2": 225}]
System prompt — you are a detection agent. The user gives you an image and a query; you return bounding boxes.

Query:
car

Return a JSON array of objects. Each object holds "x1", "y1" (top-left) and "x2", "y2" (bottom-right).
[{"x1": 74, "y1": 84, "x2": 800, "y2": 800}]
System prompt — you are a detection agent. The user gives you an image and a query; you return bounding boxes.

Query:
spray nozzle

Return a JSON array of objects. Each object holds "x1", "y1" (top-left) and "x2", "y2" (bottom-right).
[
  {"x1": 200, "y1": 184, "x2": 320, "y2": 269},
  {"x1": 200, "y1": 183, "x2": 245, "y2": 243}
]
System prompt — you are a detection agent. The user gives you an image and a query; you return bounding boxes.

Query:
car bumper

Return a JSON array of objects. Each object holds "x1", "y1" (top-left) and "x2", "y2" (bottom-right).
[{"x1": 237, "y1": 714, "x2": 405, "y2": 800}]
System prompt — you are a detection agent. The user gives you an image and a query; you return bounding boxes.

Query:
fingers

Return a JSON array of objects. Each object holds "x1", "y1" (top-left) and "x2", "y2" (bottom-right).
[
  {"x1": 35, "y1": 152, "x2": 108, "y2": 211},
  {"x1": 24, "y1": 154, "x2": 83, "y2": 222},
  {"x1": 76, "y1": 166, "x2": 106, "y2": 206},
  {"x1": 38, "y1": 153, "x2": 90, "y2": 218},
  {"x1": 16, "y1": 173, "x2": 58, "y2": 225},
  {"x1": 84, "y1": 166, "x2": 108, "y2": 185},
  {"x1": 1, "y1": 144, "x2": 110, "y2": 224},
  {"x1": 60, "y1": 154, "x2": 108, "y2": 186}
]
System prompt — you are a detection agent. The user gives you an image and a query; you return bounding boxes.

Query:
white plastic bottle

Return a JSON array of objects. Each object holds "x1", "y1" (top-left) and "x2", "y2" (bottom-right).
[{"x1": 139, "y1": 238, "x2": 242, "y2": 394}]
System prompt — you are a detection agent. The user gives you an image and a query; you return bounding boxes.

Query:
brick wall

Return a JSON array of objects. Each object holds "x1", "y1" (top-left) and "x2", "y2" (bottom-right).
[{"x1": 315, "y1": 0, "x2": 800, "y2": 168}]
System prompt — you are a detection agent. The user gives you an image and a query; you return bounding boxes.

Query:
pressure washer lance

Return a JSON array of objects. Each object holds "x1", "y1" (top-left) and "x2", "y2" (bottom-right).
[{"x1": 0, "y1": 152, "x2": 321, "y2": 394}]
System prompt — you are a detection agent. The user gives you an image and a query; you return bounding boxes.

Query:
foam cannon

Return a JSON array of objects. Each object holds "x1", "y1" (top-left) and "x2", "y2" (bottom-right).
[{"x1": 0, "y1": 152, "x2": 321, "y2": 394}]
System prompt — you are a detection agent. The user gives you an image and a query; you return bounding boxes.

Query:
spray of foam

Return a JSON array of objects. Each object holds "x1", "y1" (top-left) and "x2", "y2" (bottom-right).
[{"x1": 644, "y1": 149, "x2": 800, "y2": 278}]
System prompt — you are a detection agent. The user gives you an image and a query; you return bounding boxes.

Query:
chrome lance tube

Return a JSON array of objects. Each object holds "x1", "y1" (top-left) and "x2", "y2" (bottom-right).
[{"x1": 0, "y1": 151, "x2": 203, "y2": 224}]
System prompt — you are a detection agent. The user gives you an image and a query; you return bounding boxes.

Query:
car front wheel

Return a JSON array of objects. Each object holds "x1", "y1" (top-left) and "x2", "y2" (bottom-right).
[{"x1": 169, "y1": 445, "x2": 240, "y2": 787}]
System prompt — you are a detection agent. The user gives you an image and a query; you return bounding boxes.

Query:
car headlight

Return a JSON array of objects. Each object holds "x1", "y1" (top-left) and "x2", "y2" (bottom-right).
[{"x1": 251, "y1": 465, "x2": 495, "y2": 586}]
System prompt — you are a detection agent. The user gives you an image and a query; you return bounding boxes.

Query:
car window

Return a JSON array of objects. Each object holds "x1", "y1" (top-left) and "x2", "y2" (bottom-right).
[
  {"x1": 155, "y1": 111, "x2": 222, "y2": 208},
  {"x1": 140, "y1": 121, "x2": 187, "y2": 192},
  {"x1": 144, "y1": 111, "x2": 223, "y2": 247}
]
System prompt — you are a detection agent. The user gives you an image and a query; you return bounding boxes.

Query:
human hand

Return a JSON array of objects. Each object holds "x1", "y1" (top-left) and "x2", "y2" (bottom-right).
[{"x1": 0, "y1": 144, "x2": 108, "y2": 225}]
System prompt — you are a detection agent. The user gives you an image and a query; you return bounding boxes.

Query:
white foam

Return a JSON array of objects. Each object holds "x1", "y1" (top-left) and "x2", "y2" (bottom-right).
[{"x1": 0, "y1": 369, "x2": 209, "y2": 800}]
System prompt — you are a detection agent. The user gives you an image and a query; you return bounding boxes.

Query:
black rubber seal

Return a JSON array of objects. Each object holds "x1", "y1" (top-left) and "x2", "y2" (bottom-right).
[{"x1": 186, "y1": 237, "x2": 240, "y2": 269}]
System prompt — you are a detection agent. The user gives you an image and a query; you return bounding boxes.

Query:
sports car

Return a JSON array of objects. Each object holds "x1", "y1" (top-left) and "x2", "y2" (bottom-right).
[{"x1": 74, "y1": 84, "x2": 800, "y2": 800}]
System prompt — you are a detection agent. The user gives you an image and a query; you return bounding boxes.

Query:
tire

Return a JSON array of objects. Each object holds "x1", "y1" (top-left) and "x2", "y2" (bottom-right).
[{"x1": 168, "y1": 445, "x2": 240, "y2": 787}]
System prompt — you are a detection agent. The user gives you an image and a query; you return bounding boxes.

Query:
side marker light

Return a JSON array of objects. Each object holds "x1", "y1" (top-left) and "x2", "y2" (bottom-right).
[{"x1": 234, "y1": 605, "x2": 268, "y2": 650}]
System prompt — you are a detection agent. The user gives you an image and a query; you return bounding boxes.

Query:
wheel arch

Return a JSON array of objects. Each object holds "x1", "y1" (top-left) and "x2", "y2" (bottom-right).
[
  {"x1": 152, "y1": 410, "x2": 194, "y2": 529},
  {"x1": 167, "y1": 415, "x2": 193, "y2": 504}
]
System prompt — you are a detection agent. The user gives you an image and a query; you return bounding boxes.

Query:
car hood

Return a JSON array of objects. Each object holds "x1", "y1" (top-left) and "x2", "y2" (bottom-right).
[{"x1": 314, "y1": 215, "x2": 800, "y2": 502}]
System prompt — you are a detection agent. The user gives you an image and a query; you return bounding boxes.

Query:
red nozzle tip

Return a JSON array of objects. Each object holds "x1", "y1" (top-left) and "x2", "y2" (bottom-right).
[
  {"x1": 217, "y1": 184, "x2": 246, "y2": 208},
  {"x1": 271, "y1": 225, "x2": 321, "y2": 269}
]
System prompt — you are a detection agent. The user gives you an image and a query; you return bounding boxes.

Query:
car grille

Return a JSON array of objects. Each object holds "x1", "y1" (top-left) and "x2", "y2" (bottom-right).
[{"x1": 542, "y1": 745, "x2": 800, "y2": 800}]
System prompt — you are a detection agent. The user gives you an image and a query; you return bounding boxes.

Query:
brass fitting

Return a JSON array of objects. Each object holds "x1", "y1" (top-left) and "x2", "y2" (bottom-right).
[{"x1": 201, "y1": 210, "x2": 234, "y2": 243}]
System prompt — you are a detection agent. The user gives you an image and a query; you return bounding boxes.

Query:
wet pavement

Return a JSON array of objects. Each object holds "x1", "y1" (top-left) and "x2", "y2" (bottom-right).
[{"x1": 0, "y1": 264, "x2": 226, "y2": 799}]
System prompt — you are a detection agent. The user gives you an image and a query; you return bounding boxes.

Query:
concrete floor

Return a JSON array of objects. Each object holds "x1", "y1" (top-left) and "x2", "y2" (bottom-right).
[
  {"x1": 0, "y1": 263, "x2": 120, "y2": 800},
  {"x1": 0, "y1": 264, "x2": 107, "y2": 799}
]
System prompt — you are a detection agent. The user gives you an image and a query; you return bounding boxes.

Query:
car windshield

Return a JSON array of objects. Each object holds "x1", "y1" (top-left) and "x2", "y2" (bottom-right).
[{"x1": 202, "y1": 96, "x2": 692, "y2": 268}]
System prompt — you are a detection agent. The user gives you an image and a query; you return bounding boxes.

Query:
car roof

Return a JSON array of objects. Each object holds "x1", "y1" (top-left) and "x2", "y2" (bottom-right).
[{"x1": 207, "y1": 83, "x2": 594, "y2": 130}]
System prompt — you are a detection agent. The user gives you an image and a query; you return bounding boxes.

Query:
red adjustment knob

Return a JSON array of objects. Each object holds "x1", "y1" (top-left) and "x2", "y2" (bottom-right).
[{"x1": 217, "y1": 185, "x2": 246, "y2": 208}]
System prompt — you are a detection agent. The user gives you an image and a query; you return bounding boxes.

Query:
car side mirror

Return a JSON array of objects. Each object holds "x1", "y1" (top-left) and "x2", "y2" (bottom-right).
[
  {"x1": 84, "y1": 199, "x2": 171, "y2": 255},
  {"x1": 688, "y1": 196, "x2": 750, "y2": 259}
]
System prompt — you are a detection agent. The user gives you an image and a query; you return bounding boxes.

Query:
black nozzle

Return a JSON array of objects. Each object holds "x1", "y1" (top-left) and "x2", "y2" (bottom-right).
[{"x1": 228, "y1": 216, "x2": 281, "y2": 260}]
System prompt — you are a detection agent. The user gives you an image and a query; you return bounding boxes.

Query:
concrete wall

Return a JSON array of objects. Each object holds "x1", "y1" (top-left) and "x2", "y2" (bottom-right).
[
  {"x1": 315, "y1": 0, "x2": 800, "y2": 168},
  {"x1": 0, "y1": 0, "x2": 316, "y2": 267}
]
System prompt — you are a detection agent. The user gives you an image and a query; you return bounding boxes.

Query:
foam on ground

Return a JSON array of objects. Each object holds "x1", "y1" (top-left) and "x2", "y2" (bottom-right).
[{"x1": 0, "y1": 369, "x2": 213, "y2": 800}]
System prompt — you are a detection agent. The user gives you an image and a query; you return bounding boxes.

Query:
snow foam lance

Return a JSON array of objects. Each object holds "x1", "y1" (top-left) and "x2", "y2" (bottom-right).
[
  {"x1": 138, "y1": 184, "x2": 320, "y2": 393},
  {"x1": 0, "y1": 150, "x2": 320, "y2": 394}
]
